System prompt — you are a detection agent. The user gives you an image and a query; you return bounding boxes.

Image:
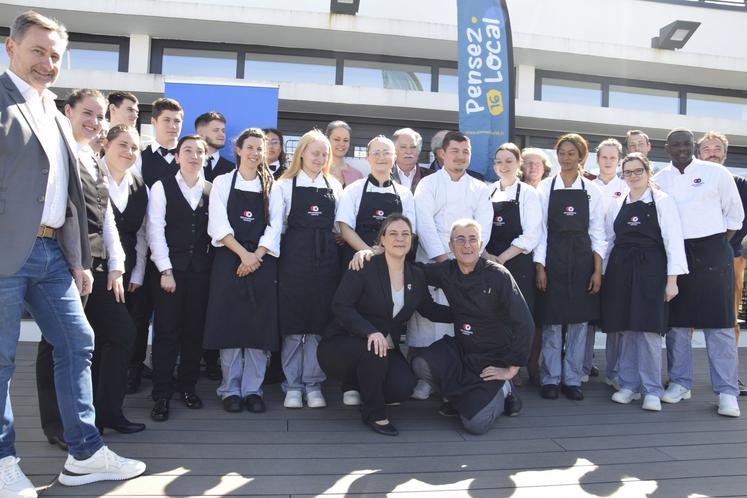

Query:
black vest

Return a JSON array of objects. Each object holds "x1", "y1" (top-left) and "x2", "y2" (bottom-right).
[
  {"x1": 78, "y1": 159, "x2": 108, "y2": 260},
  {"x1": 141, "y1": 146, "x2": 178, "y2": 188},
  {"x1": 111, "y1": 175, "x2": 148, "y2": 277},
  {"x1": 162, "y1": 175, "x2": 212, "y2": 272}
]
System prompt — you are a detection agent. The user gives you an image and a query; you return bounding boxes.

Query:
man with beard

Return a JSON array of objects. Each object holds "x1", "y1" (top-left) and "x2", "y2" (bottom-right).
[{"x1": 195, "y1": 112, "x2": 235, "y2": 183}]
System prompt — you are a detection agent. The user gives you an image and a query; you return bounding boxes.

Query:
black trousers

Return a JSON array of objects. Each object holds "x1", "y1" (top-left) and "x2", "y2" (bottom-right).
[
  {"x1": 317, "y1": 335, "x2": 415, "y2": 423},
  {"x1": 151, "y1": 269, "x2": 209, "y2": 400},
  {"x1": 37, "y1": 265, "x2": 136, "y2": 432},
  {"x1": 126, "y1": 261, "x2": 156, "y2": 369}
]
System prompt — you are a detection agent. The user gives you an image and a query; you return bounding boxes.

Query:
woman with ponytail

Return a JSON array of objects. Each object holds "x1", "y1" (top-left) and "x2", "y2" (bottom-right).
[{"x1": 203, "y1": 128, "x2": 283, "y2": 414}]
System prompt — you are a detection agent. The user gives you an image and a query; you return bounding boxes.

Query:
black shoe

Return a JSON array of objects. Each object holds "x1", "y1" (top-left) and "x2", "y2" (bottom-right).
[
  {"x1": 244, "y1": 394, "x2": 266, "y2": 413},
  {"x1": 365, "y1": 419, "x2": 398, "y2": 436},
  {"x1": 561, "y1": 384, "x2": 584, "y2": 401},
  {"x1": 204, "y1": 363, "x2": 222, "y2": 381},
  {"x1": 141, "y1": 363, "x2": 153, "y2": 380},
  {"x1": 504, "y1": 390, "x2": 522, "y2": 416},
  {"x1": 739, "y1": 379, "x2": 747, "y2": 397},
  {"x1": 181, "y1": 391, "x2": 203, "y2": 409},
  {"x1": 98, "y1": 419, "x2": 146, "y2": 434},
  {"x1": 438, "y1": 401, "x2": 459, "y2": 417},
  {"x1": 126, "y1": 366, "x2": 142, "y2": 394},
  {"x1": 589, "y1": 365, "x2": 600, "y2": 377},
  {"x1": 151, "y1": 398, "x2": 170, "y2": 422},
  {"x1": 46, "y1": 434, "x2": 68, "y2": 451},
  {"x1": 222, "y1": 395, "x2": 242, "y2": 413},
  {"x1": 541, "y1": 384, "x2": 559, "y2": 399}
]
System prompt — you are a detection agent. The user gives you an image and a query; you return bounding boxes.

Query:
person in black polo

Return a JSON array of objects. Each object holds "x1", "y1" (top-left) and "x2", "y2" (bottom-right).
[{"x1": 147, "y1": 135, "x2": 213, "y2": 422}]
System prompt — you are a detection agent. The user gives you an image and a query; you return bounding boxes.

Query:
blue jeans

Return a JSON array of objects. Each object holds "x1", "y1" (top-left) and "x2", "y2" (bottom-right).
[{"x1": 0, "y1": 238, "x2": 103, "y2": 459}]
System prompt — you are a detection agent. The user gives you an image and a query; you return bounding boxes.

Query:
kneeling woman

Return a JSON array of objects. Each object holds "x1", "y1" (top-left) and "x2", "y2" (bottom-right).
[
  {"x1": 318, "y1": 214, "x2": 451, "y2": 435},
  {"x1": 203, "y1": 128, "x2": 282, "y2": 413},
  {"x1": 602, "y1": 153, "x2": 687, "y2": 411}
]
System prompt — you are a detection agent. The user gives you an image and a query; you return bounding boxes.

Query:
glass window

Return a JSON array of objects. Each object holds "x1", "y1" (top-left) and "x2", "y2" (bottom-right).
[
  {"x1": 162, "y1": 48, "x2": 237, "y2": 78},
  {"x1": 284, "y1": 136, "x2": 301, "y2": 157},
  {"x1": 244, "y1": 54, "x2": 335, "y2": 85},
  {"x1": 343, "y1": 60, "x2": 430, "y2": 91},
  {"x1": 540, "y1": 78, "x2": 602, "y2": 106},
  {"x1": 438, "y1": 67, "x2": 458, "y2": 94},
  {"x1": 687, "y1": 93, "x2": 747, "y2": 121},
  {"x1": 609, "y1": 85, "x2": 679, "y2": 114},
  {"x1": 0, "y1": 37, "x2": 8, "y2": 66},
  {"x1": 63, "y1": 41, "x2": 120, "y2": 72},
  {"x1": 353, "y1": 146, "x2": 368, "y2": 159}
]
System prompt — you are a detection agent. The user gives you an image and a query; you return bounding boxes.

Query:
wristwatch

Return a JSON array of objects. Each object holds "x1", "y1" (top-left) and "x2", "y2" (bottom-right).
[{"x1": 161, "y1": 269, "x2": 173, "y2": 277}]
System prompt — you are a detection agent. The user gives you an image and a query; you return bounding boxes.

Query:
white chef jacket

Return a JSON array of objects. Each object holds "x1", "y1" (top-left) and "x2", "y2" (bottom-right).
[
  {"x1": 487, "y1": 180, "x2": 543, "y2": 254},
  {"x1": 270, "y1": 169, "x2": 343, "y2": 233},
  {"x1": 593, "y1": 174, "x2": 629, "y2": 216},
  {"x1": 335, "y1": 176, "x2": 417, "y2": 232}
]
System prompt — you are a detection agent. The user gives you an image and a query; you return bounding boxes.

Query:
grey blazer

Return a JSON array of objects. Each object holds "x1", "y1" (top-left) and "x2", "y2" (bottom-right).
[{"x1": 0, "y1": 72, "x2": 90, "y2": 276}]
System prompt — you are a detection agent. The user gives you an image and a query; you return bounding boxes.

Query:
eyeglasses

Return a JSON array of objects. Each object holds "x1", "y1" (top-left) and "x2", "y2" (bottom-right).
[
  {"x1": 622, "y1": 167, "x2": 646, "y2": 178},
  {"x1": 267, "y1": 139, "x2": 281, "y2": 146},
  {"x1": 451, "y1": 236, "x2": 480, "y2": 246},
  {"x1": 369, "y1": 150, "x2": 394, "y2": 158}
]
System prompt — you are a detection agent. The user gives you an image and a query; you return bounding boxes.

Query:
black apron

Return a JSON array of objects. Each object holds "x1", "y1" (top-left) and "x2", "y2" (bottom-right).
[
  {"x1": 486, "y1": 182, "x2": 536, "y2": 313},
  {"x1": 601, "y1": 196, "x2": 668, "y2": 334},
  {"x1": 203, "y1": 171, "x2": 279, "y2": 351},
  {"x1": 278, "y1": 176, "x2": 339, "y2": 336},
  {"x1": 669, "y1": 232, "x2": 734, "y2": 329},
  {"x1": 539, "y1": 177, "x2": 599, "y2": 325}
]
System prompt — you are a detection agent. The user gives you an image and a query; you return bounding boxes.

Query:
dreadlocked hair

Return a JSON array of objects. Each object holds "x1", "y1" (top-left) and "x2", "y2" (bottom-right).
[{"x1": 235, "y1": 128, "x2": 274, "y2": 225}]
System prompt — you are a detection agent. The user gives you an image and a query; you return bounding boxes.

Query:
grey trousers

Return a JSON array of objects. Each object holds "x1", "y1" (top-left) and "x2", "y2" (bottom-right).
[
  {"x1": 582, "y1": 325, "x2": 596, "y2": 374},
  {"x1": 217, "y1": 348, "x2": 269, "y2": 399},
  {"x1": 617, "y1": 332, "x2": 664, "y2": 397},
  {"x1": 281, "y1": 334, "x2": 325, "y2": 393},
  {"x1": 540, "y1": 323, "x2": 587, "y2": 387},
  {"x1": 667, "y1": 327, "x2": 739, "y2": 395},
  {"x1": 582, "y1": 328, "x2": 620, "y2": 380}
]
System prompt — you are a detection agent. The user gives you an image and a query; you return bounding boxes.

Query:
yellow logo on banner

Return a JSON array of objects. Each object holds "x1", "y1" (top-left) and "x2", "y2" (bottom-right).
[{"x1": 486, "y1": 89, "x2": 503, "y2": 116}]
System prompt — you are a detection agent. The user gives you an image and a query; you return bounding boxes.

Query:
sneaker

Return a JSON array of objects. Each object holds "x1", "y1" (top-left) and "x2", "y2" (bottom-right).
[
  {"x1": 739, "y1": 379, "x2": 747, "y2": 397},
  {"x1": 642, "y1": 395, "x2": 662, "y2": 412},
  {"x1": 0, "y1": 456, "x2": 36, "y2": 497},
  {"x1": 306, "y1": 390, "x2": 327, "y2": 408},
  {"x1": 411, "y1": 379, "x2": 432, "y2": 400},
  {"x1": 662, "y1": 382, "x2": 691, "y2": 404},
  {"x1": 342, "y1": 390, "x2": 361, "y2": 406},
  {"x1": 58, "y1": 446, "x2": 145, "y2": 486},
  {"x1": 605, "y1": 377, "x2": 621, "y2": 390},
  {"x1": 580, "y1": 374, "x2": 590, "y2": 383},
  {"x1": 283, "y1": 390, "x2": 303, "y2": 409},
  {"x1": 717, "y1": 393, "x2": 740, "y2": 417},
  {"x1": 611, "y1": 389, "x2": 641, "y2": 404}
]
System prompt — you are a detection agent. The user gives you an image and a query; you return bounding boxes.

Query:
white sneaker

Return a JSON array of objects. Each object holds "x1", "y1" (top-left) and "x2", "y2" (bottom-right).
[
  {"x1": 306, "y1": 391, "x2": 326, "y2": 408},
  {"x1": 580, "y1": 374, "x2": 589, "y2": 383},
  {"x1": 342, "y1": 390, "x2": 361, "y2": 406},
  {"x1": 611, "y1": 389, "x2": 641, "y2": 404},
  {"x1": 411, "y1": 379, "x2": 432, "y2": 400},
  {"x1": 605, "y1": 377, "x2": 621, "y2": 390},
  {"x1": 283, "y1": 390, "x2": 303, "y2": 409},
  {"x1": 642, "y1": 395, "x2": 662, "y2": 411},
  {"x1": 717, "y1": 393, "x2": 740, "y2": 417},
  {"x1": 662, "y1": 382, "x2": 691, "y2": 404},
  {"x1": 0, "y1": 456, "x2": 36, "y2": 498},
  {"x1": 58, "y1": 446, "x2": 145, "y2": 487}
]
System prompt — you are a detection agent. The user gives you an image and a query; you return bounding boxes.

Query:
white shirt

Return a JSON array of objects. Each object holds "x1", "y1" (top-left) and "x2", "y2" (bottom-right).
[
  {"x1": 270, "y1": 170, "x2": 344, "y2": 233},
  {"x1": 394, "y1": 164, "x2": 417, "y2": 191},
  {"x1": 79, "y1": 146, "x2": 126, "y2": 273},
  {"x1": 208, "y1": 170, "x2": 283, "y2": 257},
  {"x1": 105, "y1": 163, "x2": 149, "y2": 285},
  {"x1": 604, "y1": 187, "x2": 688, "y2": 276},
  {"x1": 268, "y1": 160, "x2": 282, "y2": 176},
  {"x1": 488, "y1": 180, "x2": 543, "y2": 254},
  {"x1": 414, "y1": 168, "x2": 493, "y2": 260},
  {"x1": 133, "y1": 142, "x2": 175, "y2": 179},
  {"x1": 147, "y1": 171, "x2": 207, "y2": 272},
  {"x1": 335, "y1": 176, "x2": 417, "y2": 233},
  {"x1": 593, "y1": 174, "x2": 629, "y2": 216},
  {"x1": 7, "y1": 70, "x2": 69, "y2": 228},
  {"x1": 534, "y1": 174, "x2": 607, "y2": 266},
  {"x1": 654, "y1": 158, "x2": 744, "y2": 239}
]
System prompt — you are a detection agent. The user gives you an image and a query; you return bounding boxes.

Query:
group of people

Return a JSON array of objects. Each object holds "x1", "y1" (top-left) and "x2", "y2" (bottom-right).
[{"x1": 0, "y1": 9, "x2": 745, "y2": 498}]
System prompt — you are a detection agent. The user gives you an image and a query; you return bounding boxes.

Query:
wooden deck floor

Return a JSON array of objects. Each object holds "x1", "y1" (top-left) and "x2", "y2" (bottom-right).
[{"x1": 10, "y1": 341, "x2": 747, "y2": 497}]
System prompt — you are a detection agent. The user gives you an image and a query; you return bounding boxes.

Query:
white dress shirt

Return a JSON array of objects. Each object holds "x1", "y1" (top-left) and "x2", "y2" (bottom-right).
[
  {"x1": 593, "y1": 174, "x2": 629, "y2": 216},
  {"x1": 133, "y1": 142, "x2": 175, "y2": 179},
  {"x1": 7, "y1": 70, "x2": 70, "y2": 228},
  {"x1": 270, "y1": 170, "x2": 343, "y2": 233},
  {"x1": 488, "y1": 180, "x2": 543, "y2": 254},
  {"x1": 335, "y1": 176, "x2": 417, "y2": 232},
  {"x1": 604, "y1": 187, "x2": 688, "y2": 276},
  {"x1": 147, "y1": 171, "x2": 207, "y2": 272},
  {"x1": 208, "y1": 170, "x2": 283, "y2": 257},
  {"x1": 414, "y1": 168, "x2": 493, "y2": 260},
  {"x1": 654, "y1": 158, "x2": 744, "y2": 239},
  {"x1": 534, "y1": 173, "x2": 607, "y2": 266},
  {"x1": 78, "y1": 146, "x2": 125, "y2": 273},
  {"x1": 105, "y1": 163, "x2": 149, "y2": 285},
  {"x1": 394, "y1": 164, "x2": 417, "y2": 191}
]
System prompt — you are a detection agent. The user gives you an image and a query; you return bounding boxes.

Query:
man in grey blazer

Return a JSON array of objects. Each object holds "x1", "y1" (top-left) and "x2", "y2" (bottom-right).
[{"x1": 0, "y1": 11, "x2": 144, "y2": 496}]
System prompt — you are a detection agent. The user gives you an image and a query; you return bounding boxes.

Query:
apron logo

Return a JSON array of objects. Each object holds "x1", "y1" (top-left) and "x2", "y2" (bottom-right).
[
  {"x1": 613, "y1": 191, "x2": 622, "y2": 197},
  {"x1": 373, "y1": 209, "x2": 387, "y2": 220},
  {"x1": 460, "y1": 323, "x2": 473, "y2": 335},
  {"x1": 692, "y1": 178, "x2": 704, "y2": 187},
  {"x1": 494, "y1": 215, "x2": 505, "y2": 226},
  {"x1": 240, "y1": 210, "x2": 254, "y2": 223},
  {"x1": 563, "y1": 206, "x2": 576, "y2": 216},
  {"x1": 308, "y1": 205, "x2": 321, "y2": 216},
  {"x1": 627, "y1": 216, "x2": 640, "y2": 227}
]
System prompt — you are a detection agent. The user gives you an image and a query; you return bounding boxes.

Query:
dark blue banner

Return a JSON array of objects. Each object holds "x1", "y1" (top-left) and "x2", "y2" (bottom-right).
[
  {"x1": 457, "y1": 0, "x2": 514, "y2": 180},
  {"x1": 164, "y1": 80, "x2": 279, "y2": 160}
]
